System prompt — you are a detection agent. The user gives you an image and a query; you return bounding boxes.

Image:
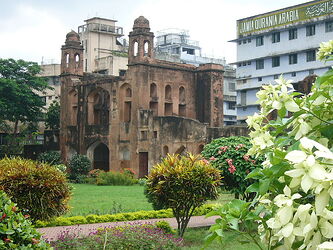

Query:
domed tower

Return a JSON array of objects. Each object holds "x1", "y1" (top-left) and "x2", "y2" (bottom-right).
[
  {"x1": 128, "y1": 16, "x2": 154, "y2": 64},
  {"x1": 61, "y1": 30, "x2": 84, "y2": 75}
]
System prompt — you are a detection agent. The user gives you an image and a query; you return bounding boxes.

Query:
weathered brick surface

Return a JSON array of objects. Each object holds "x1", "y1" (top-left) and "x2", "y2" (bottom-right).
[{"x1": 59, "y1": 17, "x2": 245, "y2": 176}]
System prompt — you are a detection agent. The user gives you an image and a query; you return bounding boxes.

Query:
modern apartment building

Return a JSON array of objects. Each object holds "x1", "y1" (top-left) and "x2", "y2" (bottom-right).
[
  {"x1": 232, "y1": 0, "x2": 333, "y2": 123},
  {"x1": 78, "y1": 17, "x2": 128, "y2": 76},
  {"x1": 155, "y1": 29, "x2": 237, "y2": 125}
]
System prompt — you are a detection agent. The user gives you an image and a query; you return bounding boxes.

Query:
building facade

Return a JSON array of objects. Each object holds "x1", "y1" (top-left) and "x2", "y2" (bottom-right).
[
  {"x1": 155, "y1": 29, "x2": 237, "y2": 125},
  {"x1": 232, "y1": 0, "x2": 333, "y2": 122},
  {"x1": 60, "y1": 17, "x2": 227, "y2": 177},
  {"x1": 78, "y1": 17, "x2": 128, "y2": 76}
]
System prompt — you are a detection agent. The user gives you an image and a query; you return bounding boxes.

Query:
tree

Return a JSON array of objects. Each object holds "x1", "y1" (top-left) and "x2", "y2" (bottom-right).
[
  {"x1": 45, "y1": 100, "x2": 60, "y2": 130},
  {"x1": 145, "y1": 153, "x2": 221, "y2": 237},
  {"x1": 0, "y1": 58, "x2": 50, "y2": 134}
]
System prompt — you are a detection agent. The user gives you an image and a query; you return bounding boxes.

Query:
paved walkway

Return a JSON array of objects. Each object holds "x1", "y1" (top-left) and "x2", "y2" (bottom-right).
[{"x1": 37, "y1": 215, "x2": 219, "y2": 241}]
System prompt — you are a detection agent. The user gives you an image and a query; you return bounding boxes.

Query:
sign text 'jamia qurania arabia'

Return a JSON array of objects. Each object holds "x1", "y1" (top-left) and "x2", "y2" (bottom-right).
[{"x1": 238, "y1": 0, "x2": 333, "y2": 36}]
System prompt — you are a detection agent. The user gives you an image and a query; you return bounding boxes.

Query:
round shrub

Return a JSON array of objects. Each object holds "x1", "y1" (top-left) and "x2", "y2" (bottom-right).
[
  {"x1": 37, "y1": 151, "x2": 62, "y2": 165},
  {"x1": 96, "y1": 171, "x2": 136, "y2": 186},
  {"x1": 68, "y1": 154, "x2": 92, "y2": 183},
  {"x1": 0, "y1": 157, "x2": 71, "y2": 221},
  {"x1": 0, "y1": 191, "x2": 49, "y2": 249},
  {"x1": 145, "y1": 153, "x2": 221, "y2": 236},
  {"x1": 201, "y1": 136, "x2": 264, "y2": 201}
]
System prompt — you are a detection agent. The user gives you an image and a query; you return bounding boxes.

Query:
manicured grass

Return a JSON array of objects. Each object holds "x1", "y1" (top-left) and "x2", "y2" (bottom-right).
[
  {"x1": 182, "y1": 227, "x2": 260, "y2": 250},
  {"x1": 66, "y1": 184, "x2": 153, "y2": 216},
  {"x1": 66, "y1": 184, "x2": 235, "y2": 217}
]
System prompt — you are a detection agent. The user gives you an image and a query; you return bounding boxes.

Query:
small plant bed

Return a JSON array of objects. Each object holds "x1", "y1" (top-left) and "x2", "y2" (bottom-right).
[
  {"x1": 35, "y1": 204, "x2": 219, "y2": 228},
  {"x1": 49, "y1": 222, "x2": 183, "y2": 250},
  {"x1": 66, "y1": 184, "x2": 153, "y2": 216},
  {"x1": 49, "y1": 225, "x2": 258, "y2": 250}
]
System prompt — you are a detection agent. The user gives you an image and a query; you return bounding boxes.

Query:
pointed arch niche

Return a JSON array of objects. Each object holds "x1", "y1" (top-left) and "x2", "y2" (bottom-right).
[
  {"x1": 87, "y1": 88, "x2": 110, "y2": 125},
  {"x1": 149, "y1": 83, "x2": 158, "y2": 116},
  {"x1": 178, "y1": 86, "x2": 186, "y2": 117},
  {"x1": 164, "y1": 85, "x2": 173, "y2": 115},
  {"x1": 120, "y1": 83, "x2": 132, "y2": 122},
  {"x1": 68, "y1": 89, "x2": 78, "y2": 125}
]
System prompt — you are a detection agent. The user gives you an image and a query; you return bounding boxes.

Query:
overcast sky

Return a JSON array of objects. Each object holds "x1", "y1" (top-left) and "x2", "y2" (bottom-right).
[{"x1": 0, "y1": 0, "x2": 307, "y2": 64}]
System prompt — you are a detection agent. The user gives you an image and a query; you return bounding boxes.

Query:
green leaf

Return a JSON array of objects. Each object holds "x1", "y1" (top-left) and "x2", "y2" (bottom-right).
[
  {"x1": 259, "y1": 179, "x2": 270, "y2": 195},
  {"x1": 320, "y1": 124, "x2": 333, "y2": 140},
  {"x1": 238, "y1": 239, "x2": 251, "y2": 244},
  {"x1": 204, "y1": 232, "x2": 218, "y2": 247},
  {"x1": 246, "y1": 182, "x2": 259, "y2": 193},
  {"x1": 315, "y1": 69, "x2": 333, "y2": 88},
  {"x1": 246, "y1": 168, "x2": 262, "y2": 179},
  {"x1": 278, "y1": 106, "x2": 287, "y2": 118}
]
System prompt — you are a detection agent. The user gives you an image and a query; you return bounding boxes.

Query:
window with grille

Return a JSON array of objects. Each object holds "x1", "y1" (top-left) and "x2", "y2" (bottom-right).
[
  {"x1": 289, "y1": 54, "x2": 298, "y2": 64},
  {"x1": 272, "y1": 56, "x2": 280, "y2": 67},
  {"x1": 289, "y1": 28, "x2": 297, "y2": 40},
  {"x1": 306, "y1": 25, "x2": 315, "y2": 36},
  {"x1": 256, "y1": 59, "x2": 264, "y2": 69}
]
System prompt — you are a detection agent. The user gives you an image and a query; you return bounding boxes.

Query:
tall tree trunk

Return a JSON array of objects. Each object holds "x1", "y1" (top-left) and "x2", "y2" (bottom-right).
[{"x1": 13, "y1": 120, "x2": 19, "y2": 136}]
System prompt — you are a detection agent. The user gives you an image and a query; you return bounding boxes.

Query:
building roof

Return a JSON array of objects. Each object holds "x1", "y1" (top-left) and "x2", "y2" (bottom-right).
[{"x1": 84, "y1": 17, "x2": 118, "y2": 23}]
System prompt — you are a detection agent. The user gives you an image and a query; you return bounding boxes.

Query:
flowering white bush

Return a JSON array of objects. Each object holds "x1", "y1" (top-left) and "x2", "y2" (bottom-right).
[{"x1": 206, "y1": 41, "x2": 333, "y2": 250}]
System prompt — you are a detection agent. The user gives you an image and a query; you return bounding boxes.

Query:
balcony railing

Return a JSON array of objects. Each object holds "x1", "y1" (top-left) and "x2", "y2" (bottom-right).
[{"x1": 78, "y1": 23, "x2": 123, "y2": 36}]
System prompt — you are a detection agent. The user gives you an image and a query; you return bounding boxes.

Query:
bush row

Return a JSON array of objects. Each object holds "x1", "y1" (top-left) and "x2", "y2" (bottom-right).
[{"x1": 35, "y1": 203, "x2": 220, "y2": 228}]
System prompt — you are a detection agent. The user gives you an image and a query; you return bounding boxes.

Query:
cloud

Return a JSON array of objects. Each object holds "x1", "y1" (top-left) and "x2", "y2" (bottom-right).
[
  {"x1": 0, "y1": 0, "x2": 307, "y2": 64},
  {"x1": 0, "y1": 3, "x2": 67, "y2": 63}
]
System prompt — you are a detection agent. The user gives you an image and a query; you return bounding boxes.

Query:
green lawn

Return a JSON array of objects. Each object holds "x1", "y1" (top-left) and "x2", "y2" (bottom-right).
[
  {"x1": 66, "y1": 184, "x2": 153, "y2": 216},
  {"x1": 182, "y1": 227, "x2": 260, "y2": 250},
  {"x1": 66, "y1": 184, "x2": 235, "y2": 217}
]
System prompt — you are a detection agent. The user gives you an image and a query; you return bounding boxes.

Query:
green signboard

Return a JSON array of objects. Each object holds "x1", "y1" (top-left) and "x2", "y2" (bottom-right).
[{"x1": 238, "y1": 0, "x2": 333, "y2": 36}]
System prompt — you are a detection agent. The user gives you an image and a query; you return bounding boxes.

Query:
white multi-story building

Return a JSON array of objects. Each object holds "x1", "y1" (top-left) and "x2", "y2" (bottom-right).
[
  {"x1": 78, "y1": 17, "x2": 128, "y2": 76},
  {"x1": 155, "y1": 29, "x2": 237, "y2": 125},
  {"x1": 232, "y1": 0, "x2": 333, "y2": 123}
]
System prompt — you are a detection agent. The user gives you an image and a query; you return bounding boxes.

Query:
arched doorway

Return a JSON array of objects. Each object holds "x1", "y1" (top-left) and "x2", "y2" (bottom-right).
[
  {"x1": 93, "y1": 143, "x2": 109, "y2": 171},
  {"x1": 87, "y1": 142, "x2": 109, "y2": 171}
]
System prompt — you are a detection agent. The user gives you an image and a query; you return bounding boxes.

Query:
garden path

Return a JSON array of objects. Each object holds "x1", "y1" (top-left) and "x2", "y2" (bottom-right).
[{"x1": 37, "y1": 215, "x2": 219, "y2": 241}]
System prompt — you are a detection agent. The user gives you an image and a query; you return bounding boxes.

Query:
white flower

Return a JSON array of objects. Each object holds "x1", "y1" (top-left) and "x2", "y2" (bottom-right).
[{"x1": 318, "y1": 241, "x2": 333, "y2": 250}]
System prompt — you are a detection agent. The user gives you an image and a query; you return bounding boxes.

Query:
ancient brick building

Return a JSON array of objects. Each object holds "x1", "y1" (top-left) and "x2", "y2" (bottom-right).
[{"x1": 60, "y1": 16, "x2": 225, "y2": 177}]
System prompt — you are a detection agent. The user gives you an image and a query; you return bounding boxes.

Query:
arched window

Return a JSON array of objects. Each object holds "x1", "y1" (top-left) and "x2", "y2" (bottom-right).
[
  {"x1": 164, "y1": 85, "x2": 172, "y2": 115},
  {"x1": 120, "y1": 83, "x2": 132, "y2": 122},
  {"x1": 178, "y1": 86, "x2": 186, "y2": 117},
  {"x1": 68, "y1": 90, "x2": 78, "y2": 125},
  {"x1": 144, "y1": 41, "x2": 149, "y2": 57},
  {"x1": 162, "y1": 145, "x2": 169, "y2": 157},
  {"x1": 75, "y1": 54, "x2": 80, "y2": 68},
  {"x1": 134, "y1": 41, "x2": 138, "y2": 56},
  {"x1": 165, "y1": 85, "x2": 172, "y2": 101},
  {"x1": 150, "y1": 83, "x2": 157, "y2": 98},
  {"x1": 179, "y1": 87, "x2": 185, "y2": 104},
  {"x1": 126, "y1": 88, "x2": 132, "y2": 97},
  {"x1": 65, "y1": 53, "x2": 70, "y2": 68}
]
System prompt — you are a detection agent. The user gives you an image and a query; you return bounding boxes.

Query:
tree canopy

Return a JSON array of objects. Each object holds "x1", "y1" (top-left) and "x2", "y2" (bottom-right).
[
  {"x1": 0, "y1": 58, "x2": 50, "y2": 133},
  {"x1": 45, "y1": 100, "x2": 60, "y2": 130}
]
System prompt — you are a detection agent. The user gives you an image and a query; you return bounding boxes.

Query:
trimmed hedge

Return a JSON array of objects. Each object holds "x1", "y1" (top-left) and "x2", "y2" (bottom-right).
[{"x1": 35, "y1": 203, "x2": 220, "y2": 228}]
